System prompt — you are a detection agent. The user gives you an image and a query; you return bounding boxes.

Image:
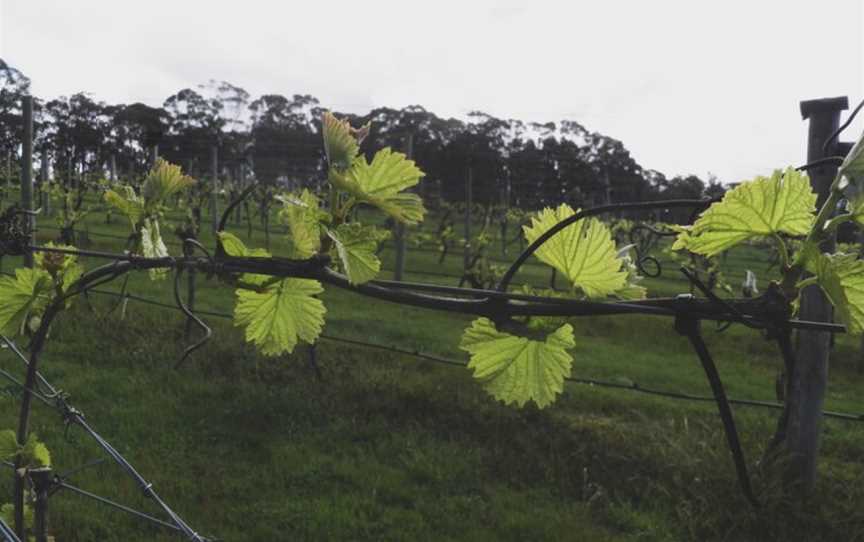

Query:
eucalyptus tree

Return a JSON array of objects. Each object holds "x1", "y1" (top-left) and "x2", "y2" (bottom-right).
[
  {"x1": 162, "y1": 87, "x2": 225, "y2": 171},
  {"x1": 338, "y1": 105, "x2": 458, "y2": 203},
  {"x1": 110, "y1": 102, "x2": 170, "y2": 177},
  {"x1": 249, "y1": 93, "x2": 322, "y2": 187},
  {"x1": 41, "y1": 93, "x2": 112, "y2": 188},
  {"x1": 0, "y1": 59, "x2": 31, "y2": 184}
]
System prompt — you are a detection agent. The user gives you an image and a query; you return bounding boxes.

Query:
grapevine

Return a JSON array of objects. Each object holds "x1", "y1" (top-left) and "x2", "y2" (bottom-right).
[{"x1": 0, "y1": 108, "x2": 861, "y2": 538}]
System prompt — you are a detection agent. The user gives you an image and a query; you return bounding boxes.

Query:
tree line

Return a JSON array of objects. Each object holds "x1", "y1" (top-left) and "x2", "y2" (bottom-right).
[{"x1": 0, "y1": 58, "x2": 724, "y2": 212}]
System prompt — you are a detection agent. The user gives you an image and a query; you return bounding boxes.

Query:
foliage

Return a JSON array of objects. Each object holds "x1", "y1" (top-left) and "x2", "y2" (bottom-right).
[
  {"x1": 460, "y1": 318, "x2": 575, "y2": 408},
  {"x1": 0, "y1": 242, "x2": 82, "y2": 336},
  {"x1": 0, "y1": 430, "x2": 50, "y2": 539},
  {"x1": 800, "y1": 248, "x2": 864, "y2": 334},
  {"x1": 4, "y1": 55, "x2": 864, "y2": 541},
  {"x1": 671, "y1": 145, "x2": 864, "y2": 340},
  {"x1": 105, "y1": 158, "x2": 195, "y2": 278},
  {"x1": 276, "y1": 189, "x2": 327, "y2": 259},
  {"x1": 214, "y1": 113, "x2": 425, "y2": 355},
  {"x1": 673, "y1": 168, "x2": 816, "y2": 257},
  {"x1": 329, "y1": 148, "x2": 426, "y2": 225},
  {"x1": 523, "y1": 204, "x2": 629, "y2": 299},
  {"x1": 234, "y1": 277, "x2": 326, "y2": 356},
  {"x1": 327, "y1": 223, "x2": 390, "y2": 285}
]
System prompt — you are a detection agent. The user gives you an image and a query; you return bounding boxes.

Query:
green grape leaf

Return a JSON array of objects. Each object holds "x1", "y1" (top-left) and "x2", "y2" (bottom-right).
[
  {"x1": 142, "y1": 159, "x2": 195, "y2": 209},
  {"x1": 327, "y1": 223, "x2": 389, "y2": 285},
  {"x1": 218, "y1": 231, "x2": 250, "y2": 257},
  {"x1": 800, "y1": 249, "x2": 864, "y2": 334},
  {"x1": 217, "y1": 231, "x2": 271, "y2": 258},
  {"x1": 58, "y1": 260, "x2": 83, "y2": 295},
  {"x1": 615, "y1": 284, "x2": 648, "y2": 301},
  {"x1": 34, "y1": 242, "x2": 83, "y2": 295},
  {"x1": 673, "y1": 168, "x2": 816, "y2": 257},
  {"x1": 277, "y1": 190, "x2": 328, "y2": 259},
  {"x1": 367, "y1": 192, "x2": 425, "y2": 225},
  {"x1": 322, "y1": 112, "x2": 362, "y2": 170},
  {"x1": 217, "y1": 232, "x2": 273, "y2": 288},
  {"x1": 0, "y1": 430, "x2": 18, "y2": 460},
  {"x1": 330, "y1": 148, "x2": 426, "y2": 224},
  {"x1": 460, "y1": 317, "x2": 575, "y2": 409},
  {"x1": 104, "y1": 186, "x2": 144, "y2": 227},
  {"x1": 21, "y1": 434, "x2": 50, "y2": 468},
  {"x1": 0, "y1": 269, "x2": 53, "y2": 336},
  {"x1": 522, "y1": 204, "x2": 627, "y2": 298},
  {"x1": 845, "y1": 194, "x2": 864, "y2": 227},
  {"x1": 140, "y1": 218, "x2": 169, "y2": 280},
  {"x1": 234, "y1": 278, "x2": 326, "y2": 356}
]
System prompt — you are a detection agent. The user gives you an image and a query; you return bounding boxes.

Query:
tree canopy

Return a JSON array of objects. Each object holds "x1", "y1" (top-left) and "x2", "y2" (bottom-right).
[{"x1": 0, "y1": 58, "x2": 721, "y2": 209}]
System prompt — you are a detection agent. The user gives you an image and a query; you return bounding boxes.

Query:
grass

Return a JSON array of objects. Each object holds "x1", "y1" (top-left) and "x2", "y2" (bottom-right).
[{"x1": 0, "y1": 196, "x2": 862, "y2": 540}]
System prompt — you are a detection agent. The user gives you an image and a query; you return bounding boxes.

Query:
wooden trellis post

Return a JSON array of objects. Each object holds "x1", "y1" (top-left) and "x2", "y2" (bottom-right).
[{"x1": 776, "y1": 96, "x2": 848, "y2": 492}]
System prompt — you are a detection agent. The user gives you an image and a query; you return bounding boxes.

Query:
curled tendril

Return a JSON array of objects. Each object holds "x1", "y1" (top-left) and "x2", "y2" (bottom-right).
[
  {"x1": 173, "y1": 264, "x2": 212, "y2": 370},
  {"x1": 629, "y1": 223, "x2": 675, "y2": 251},
  {"x1": 636, "y1": 255, "x2": 662, "y2": 278},
  {"x1": 182, "y1": 238, "x2": 213, "y2": 262},
  {"x1": 172, "y1": 238, "x2": 216, "y2": 368},
  {"x1": 218, "y1": 183, "x2": 257, "y2": 233},
  {"x1": 628, "y1": 223, "x2": 676, "y2": 279}
]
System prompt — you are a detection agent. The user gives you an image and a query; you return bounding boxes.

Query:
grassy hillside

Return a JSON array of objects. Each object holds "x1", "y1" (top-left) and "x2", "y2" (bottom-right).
[{"x1": 0, "y1": 197, "x2": 862, "y2": 540}]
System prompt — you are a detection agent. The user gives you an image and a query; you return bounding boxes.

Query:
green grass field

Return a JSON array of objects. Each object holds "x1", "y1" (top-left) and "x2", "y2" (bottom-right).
[{"x1": 0, "y1": 194, "x2": 863, "y2": 541}]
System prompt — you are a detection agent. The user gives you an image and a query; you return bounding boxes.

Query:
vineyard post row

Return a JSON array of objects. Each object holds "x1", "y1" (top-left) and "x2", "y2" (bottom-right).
[
  {"x1": 8, "y1": 94, "x2": 862, "y2": 538},
  {"x1": 16, "y1": 121, "x2": 521, "y2": 288},
  {"x1": 10, "y1": 105, "x2": 209, "y2": 540},
  {"x1": 20, "y1": 96, "x2": 34, "y2": 269}
]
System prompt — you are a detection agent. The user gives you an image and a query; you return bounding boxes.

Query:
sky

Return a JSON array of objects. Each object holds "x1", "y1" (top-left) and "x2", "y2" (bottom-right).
[{"x1": 1, "y1": 0, "x2": 863, "y2": 184}]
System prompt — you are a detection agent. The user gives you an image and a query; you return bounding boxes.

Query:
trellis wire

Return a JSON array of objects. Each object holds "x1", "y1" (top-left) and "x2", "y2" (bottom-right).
[
  {"x1": 0, "y1": 518, "x2": 20, "y2": 542},
  {"x1": 1, "y1": 194, "x2": 855, "y2": 520},
  {"x1": 0, "y1": 459, "x2": 207, "y2": 539},
  {"x1": 0, "y1": 334, "x2": 211, "y2": 542},
  {"x1": 75, "y1": 286, "x2": 864, "y2": 422}
]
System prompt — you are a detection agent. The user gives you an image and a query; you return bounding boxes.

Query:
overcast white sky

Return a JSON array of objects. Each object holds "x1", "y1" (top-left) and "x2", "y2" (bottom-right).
[{"x1": 1, "y1": 0, "x2": 863, "y2": 184}]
